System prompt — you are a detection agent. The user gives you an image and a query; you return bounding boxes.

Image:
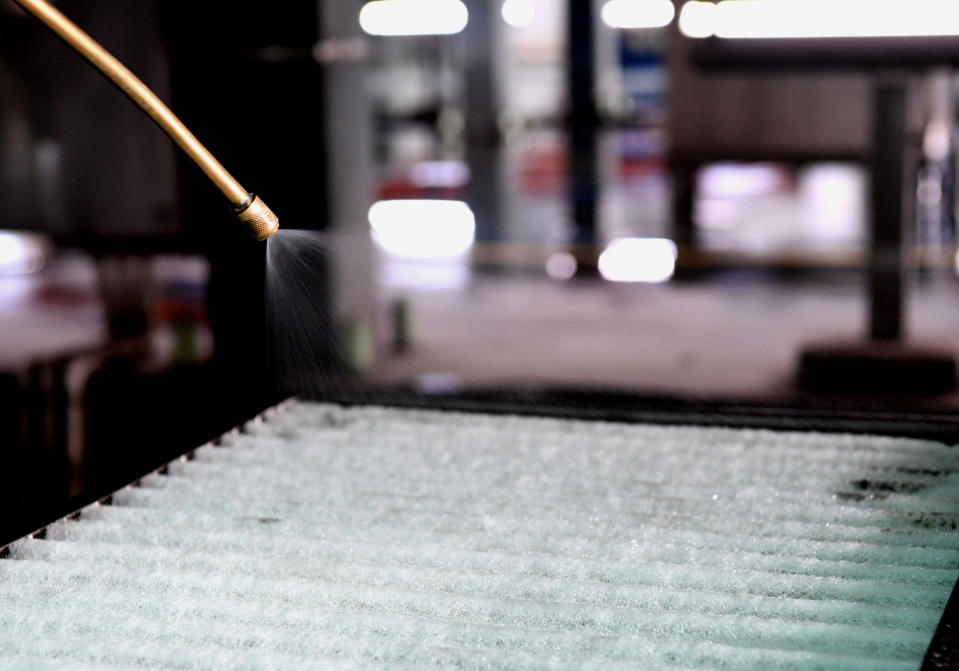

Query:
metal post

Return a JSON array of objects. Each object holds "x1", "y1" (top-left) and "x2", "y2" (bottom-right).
[
  {"x1": 567, "y1": 0, "x2": 599, "y2": 248},
  {"x1": 869, "y1": 79, "x2": 908, "y2": 341},
  {"x1": 463, "y1": 0, "x2": 501, "y2": 243}
]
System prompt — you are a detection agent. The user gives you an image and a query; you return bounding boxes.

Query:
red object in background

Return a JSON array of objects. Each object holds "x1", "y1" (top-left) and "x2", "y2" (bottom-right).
[
  {"x1": 154, "y1": 297, "x2": 206, "y2": 326},
  {"x1": 618, "y1": 153, "x2": 666, "y2": 182},
  {"x1": 520, "y1": 146, "x2": 567, "y2": 197},
  {"x1": 377, "y1": 178, "x2": 465, "y2": 200},
  {"x1": 32, "y1": 284, "x2": 96, "y2": 307}
]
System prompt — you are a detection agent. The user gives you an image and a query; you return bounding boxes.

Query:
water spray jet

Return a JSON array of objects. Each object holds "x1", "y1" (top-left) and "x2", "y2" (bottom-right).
[{"x1": 11, "y1": 0, "x2": 279, "y2": 240}]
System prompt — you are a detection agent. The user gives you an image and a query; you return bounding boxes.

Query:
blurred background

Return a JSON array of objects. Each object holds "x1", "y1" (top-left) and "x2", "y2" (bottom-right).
[{"x1": 4, "y1": 0, "x2": 959, "y2": 540}]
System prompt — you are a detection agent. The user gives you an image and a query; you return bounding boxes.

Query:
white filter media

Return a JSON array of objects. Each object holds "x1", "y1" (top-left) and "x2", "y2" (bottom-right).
[{"x1": 3, "y1": 402, "x2": 959, "y2": 670}]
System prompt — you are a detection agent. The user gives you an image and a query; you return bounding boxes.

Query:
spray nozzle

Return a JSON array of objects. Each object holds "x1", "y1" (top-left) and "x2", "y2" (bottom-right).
[{"x1": 235, "y1": 195, "x2": 280, "y2": 240}]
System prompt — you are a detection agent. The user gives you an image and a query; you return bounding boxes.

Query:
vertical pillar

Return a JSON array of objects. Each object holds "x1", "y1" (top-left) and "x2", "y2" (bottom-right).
[
  {"x1": 463, "y1": 0, "x2": 501, "y2": 243},
  {"x1": 869, "y1": 80, "x2": 907, "y2": 341},
  {"x1": 319, "y1": 0, "x2": 376, "y2": 371},
  {"x1": 567, "y1": 0, "x2": 599, "y2": 247},
  {"x1": 671, "y1": 160, "x2": 697, "y2": 248}
]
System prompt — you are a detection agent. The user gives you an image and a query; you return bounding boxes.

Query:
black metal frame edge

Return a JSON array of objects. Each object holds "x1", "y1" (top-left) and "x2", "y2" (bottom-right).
[
  {"x1": 317, "y1": 387, "x2": 959, "y2": 442},
  {"x1": 924, "y1": 578, "x2": 959, "y2": 670},
  {"x1": 691, "y1": 35, "x2": 959, "y2": 70},
  {"x1": 0, "y1": 399, "x2": 294, "y2": 554}
]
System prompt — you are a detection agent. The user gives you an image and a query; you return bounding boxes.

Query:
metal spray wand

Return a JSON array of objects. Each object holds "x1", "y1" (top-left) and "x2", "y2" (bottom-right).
[{"x1": 11, "y1": 0, "x2": 280, "y2": 240}]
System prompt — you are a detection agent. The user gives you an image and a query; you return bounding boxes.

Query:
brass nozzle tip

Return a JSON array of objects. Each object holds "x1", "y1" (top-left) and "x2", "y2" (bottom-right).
[{"x1": 236, "y1": 196, "x2": 279, "y2": 240}]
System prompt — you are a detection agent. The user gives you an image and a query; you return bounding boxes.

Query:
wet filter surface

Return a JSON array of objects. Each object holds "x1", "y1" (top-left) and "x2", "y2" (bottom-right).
[{"x1": 3, "y1": 402, "x2": 959, "y2": 669}]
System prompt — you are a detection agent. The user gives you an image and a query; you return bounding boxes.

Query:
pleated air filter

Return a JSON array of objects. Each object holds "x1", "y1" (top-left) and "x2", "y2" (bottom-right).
[{"x1": 3, "y1": 402, "x2": 959, "y2": 670}]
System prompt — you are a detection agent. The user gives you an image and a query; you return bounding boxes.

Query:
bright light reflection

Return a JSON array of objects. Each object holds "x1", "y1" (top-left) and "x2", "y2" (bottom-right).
[
  {"x1": 598, "y1": 238, "x2": 677, "y2": 283},
  {"x1": 359, "y1": 0, "x2": 469, "y2": 36},
  {"x1": 699, "y1": 163, "x2": 784, "y2": 199},
  {"x1": 924, "y1": 120, "x2": 951, "y2": 162},
  {"x1": 381, "y1": 260, "x2": 470, "y2": 290},
  {"x1": 680, "y1": 0, "x2": 959, "y2": 39},
  {"x1": 601, "y1": 0, "x2": 675, "y2": 29},
  {"x1": 502, "y1": 0, "x2": 535, "y2": 27},
  {"x1": 545, "y1": 252, "x2": 577, "y2": 280},
  {"x1": 0, "y1": 232, "x2": 49, "y2": 275},
  {"x1": 678, "y1": 1, "x2": 717, "y2": 38},
  {"x1": 410, "y1": 160, "x2": 471, "y2": 188},
  {"x1": 369, "y1": 200, "x2": 475, "y2": 259}
]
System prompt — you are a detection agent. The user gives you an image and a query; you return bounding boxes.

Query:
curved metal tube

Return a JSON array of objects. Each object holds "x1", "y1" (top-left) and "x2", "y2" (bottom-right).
[{"x1": 11, "y1": 0, "x2": 278, "y2": 240}]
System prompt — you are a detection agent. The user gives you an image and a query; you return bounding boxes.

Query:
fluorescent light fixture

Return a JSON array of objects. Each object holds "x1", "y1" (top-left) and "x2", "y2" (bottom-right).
[
  {"x1": 0, "y1": 231, "x2": 50, "y2": 275},
  {"x1": 501, "y1": 0, "x2": 536, "y2": 28},
  {"x1": 359, "y1": 0, "x2": 469, "y2": 36},
  {"x1": 601, "y1": 0, "x2": 675, "y2": 29},
  {"x1": 369, "y1": 199, "x2": 476, "y2": 259},
  {"x1": 678, "y1": 1, "x2": 717, "y2": 38},
  {"x1": 380, "y1": 259, "x2": 470, "y2": 289},
  {"x1": 598, "y1": 238, "x2": 677, "y2": 283},
  {"x1": 699, "y1": 163, "x2": 784, "y2": 199},
  {"x1": 680, "y1": 0, "x2": 959, "y2": 39}
]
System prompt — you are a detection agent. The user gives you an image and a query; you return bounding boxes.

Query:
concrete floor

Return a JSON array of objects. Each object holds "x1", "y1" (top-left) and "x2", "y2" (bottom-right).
[{"x1": 370, "y1": 270, "x2": 959, "y2": 403}]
